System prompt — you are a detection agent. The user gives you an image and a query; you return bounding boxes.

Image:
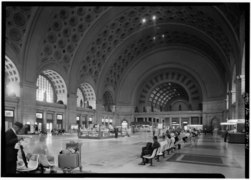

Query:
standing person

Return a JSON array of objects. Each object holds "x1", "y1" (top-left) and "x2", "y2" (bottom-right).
[
  {"x1": 5, "y1": 122, "x2": 23, "y2": 175},
  {"x1": 224, "y1": 128, "x2": 229, "y2": 142},
  {"x1": 114, "y1": 128, "x2": 118, "y2": 138}
]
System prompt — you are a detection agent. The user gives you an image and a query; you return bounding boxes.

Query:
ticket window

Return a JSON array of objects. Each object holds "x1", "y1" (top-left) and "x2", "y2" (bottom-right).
[
  {"x1": 36, "y1": 113, "x2": 43, "y2": 132},
  {"x1": 57, "y1": 114, "x2": 63, "y2": 130},
  {"x1": 47, "y1": 114, "x2": 53, "y2": 132},
  {"x1": 5, "y1": 110, "x2": 14, "y2": 131},
  {"x1": 57, "y1": 123, "x2": 62, "y2": 129},
  {"x1": 35, "y1": 122, "x2": 42, "y2": 131},
  {"x1": 46, "y1": 122, "x2": 53, "y2": 131}
]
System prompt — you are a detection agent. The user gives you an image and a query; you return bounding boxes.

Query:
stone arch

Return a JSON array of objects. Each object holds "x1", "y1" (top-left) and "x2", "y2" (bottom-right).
[
  {"x1": 5, "y1": 56, "x2": 21, "y2": 97},
  {"x1": 137, "y1": 68, "x2": 203, "y2": 111},
  {"x1": 116, "y1": 48, "x2": 226, "y2": 107},
  {"x1": 79, "y1": 82, "x2": 96, "y2": 109},
  {"x1": 35, "y1": 67, "x2": 67, "y2": 104}
]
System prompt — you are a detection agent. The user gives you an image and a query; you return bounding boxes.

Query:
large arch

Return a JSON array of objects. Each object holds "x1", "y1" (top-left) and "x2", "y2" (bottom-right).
[
  {"x1": 116, "y1": 48, "x2": 226, "y2": 106},
  {"x1": 136, "y1": 68, "x2": 203, "y2": 112}
]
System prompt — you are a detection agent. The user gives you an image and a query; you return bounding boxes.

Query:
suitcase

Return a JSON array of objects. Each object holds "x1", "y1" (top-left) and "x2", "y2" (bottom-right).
[{"x1": 58, "y1": 153, "x2": 79, "y2": 169}]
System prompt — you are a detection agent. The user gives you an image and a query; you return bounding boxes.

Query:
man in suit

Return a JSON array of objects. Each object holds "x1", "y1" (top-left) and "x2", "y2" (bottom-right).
[{"x1": 5, "y1": 122, "x2": 23, "y2": 175}]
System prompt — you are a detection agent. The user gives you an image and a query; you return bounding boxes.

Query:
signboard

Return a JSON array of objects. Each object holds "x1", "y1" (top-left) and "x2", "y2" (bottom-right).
[
  {"x1": 57, "y1": 114, "x2": 63, "y2": 120},
  {"x1": 5, "y1": 110, "x2": 14, "y2": 117},
  {"x1": 36, "y1": 113, "x2": 43, "y2": 119},
  {"x1": 158, "y1": 123, "x2": 163, "y2": 129}
]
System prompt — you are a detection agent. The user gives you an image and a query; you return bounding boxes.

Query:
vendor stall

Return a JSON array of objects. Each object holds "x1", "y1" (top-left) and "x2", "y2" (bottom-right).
[
  {"x1": 78, "y1": 125, "x2": 125, "y2": 139},
  {"x1": 220, "y1": 119, "x2": 245, "y2": 143}
]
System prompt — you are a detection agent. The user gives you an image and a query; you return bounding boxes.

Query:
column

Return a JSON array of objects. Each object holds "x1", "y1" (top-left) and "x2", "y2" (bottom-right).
[
  {"x1": 66, "y1": 93, "x2": 77, "y2": 132},
  {"x1": 53, "y1": 112, "x2": 57, "y2": 129},
  {"x1": 81, "y1": 114, "x2": 85, "y2": 128},
  {"x1": 43, "y1": 110, "x2": 47, "y2": 132},
  {"x1": 86, "y1": 115, "x2": 89, "y2": 128},
  {"x1": 237, "y1": 75, "x2": 245, "y2": 119},
  {"x1": 19, "y1": 82, "x2": 36, "y2": 125}
]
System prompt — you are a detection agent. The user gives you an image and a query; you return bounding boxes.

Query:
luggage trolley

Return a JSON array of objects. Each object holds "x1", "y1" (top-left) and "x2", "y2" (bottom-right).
[{"x1": 58, "y1": 142, "x2": 82, "y2": 173}]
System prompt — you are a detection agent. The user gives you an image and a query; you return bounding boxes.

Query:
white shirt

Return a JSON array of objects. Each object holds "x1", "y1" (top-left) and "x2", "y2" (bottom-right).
[{"x1": 11, "y1": 127, "x2": 20, "y2": 149}]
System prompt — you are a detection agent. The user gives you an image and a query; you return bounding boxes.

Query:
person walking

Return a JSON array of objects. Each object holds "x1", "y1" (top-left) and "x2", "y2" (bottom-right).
[{"x1": 5, "y1": 122, "x2": 23, "y2": 175}]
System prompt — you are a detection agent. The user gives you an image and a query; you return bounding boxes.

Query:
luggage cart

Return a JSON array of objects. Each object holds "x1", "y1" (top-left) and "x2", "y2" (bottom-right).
[{"x1": 58, "y1": 142, "x2": 82, "y2": 173}]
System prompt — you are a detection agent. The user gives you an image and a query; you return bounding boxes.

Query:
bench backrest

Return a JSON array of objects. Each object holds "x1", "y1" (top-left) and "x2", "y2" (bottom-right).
[
  {"x1": 28, "y1": 154, "x2": 39, "y2": 169},
  {"x1": 149, "y1": 148, "x2": 158, "y2": 158}
]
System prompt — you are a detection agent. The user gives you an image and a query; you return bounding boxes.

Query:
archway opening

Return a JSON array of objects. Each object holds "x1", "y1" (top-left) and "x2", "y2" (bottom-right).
[
  {"x1": 148, "y1": 82, "x2": 189, "y2": 112},
  {"x1": 36, "y1": 70, "x2": 67, "y2": 104},
  {"x1": 78, "y1": 83, "x2": 96, "y2": 109}
]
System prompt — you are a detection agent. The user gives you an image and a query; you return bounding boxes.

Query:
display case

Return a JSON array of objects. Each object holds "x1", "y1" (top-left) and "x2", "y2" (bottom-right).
[
  {"x1": 228, "y1": 133, "x2": 245, "y2": 144},
  {"x1": 78, "y1": 127, "x2": 124, "y2": 139}
]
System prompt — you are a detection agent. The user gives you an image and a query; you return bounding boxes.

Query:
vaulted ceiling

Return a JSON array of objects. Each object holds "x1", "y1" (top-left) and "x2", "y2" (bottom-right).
[{"x1": 4, "y1": 3, "x2": 246, "y2": 106}]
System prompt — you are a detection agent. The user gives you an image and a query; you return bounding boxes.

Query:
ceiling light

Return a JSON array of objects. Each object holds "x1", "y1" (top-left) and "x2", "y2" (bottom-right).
[
  {"x1": 142, "y1": 18, "x2": 146, "y2": 24},
  {"x1": 152, "y1": 15, "x2": 156, "y2": 21},
  {"x1": 153, "y1": 36, "x2": 156, "y2": 40},
  {"x1": 162, "y1": 34, "x2": 165, "y2": 38}
]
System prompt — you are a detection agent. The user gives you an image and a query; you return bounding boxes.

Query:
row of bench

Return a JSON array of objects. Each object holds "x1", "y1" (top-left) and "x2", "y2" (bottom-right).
[{"x1": 142, "y1": 139, "x2": 182, "y2": 166}]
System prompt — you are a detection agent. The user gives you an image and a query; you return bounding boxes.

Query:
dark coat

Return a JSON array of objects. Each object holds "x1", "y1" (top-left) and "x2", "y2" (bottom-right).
[{"x1": 5, "y1": 128, "x2": 19, "y2": 163}]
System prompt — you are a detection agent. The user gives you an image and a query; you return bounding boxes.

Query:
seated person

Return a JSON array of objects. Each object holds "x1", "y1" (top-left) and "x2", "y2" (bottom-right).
[
  {"x1": 166, "y1": 134, "x2": 171, "y2": 147},
  {"x1": 32, "y1": 135, "x2": 54, "y2": 168},
  {"x1": 139, "y1": 142, "x2": 152, "y2": 165},
  {"x1": 139, "y1": 136, "x2": 160, "y2": 165}
]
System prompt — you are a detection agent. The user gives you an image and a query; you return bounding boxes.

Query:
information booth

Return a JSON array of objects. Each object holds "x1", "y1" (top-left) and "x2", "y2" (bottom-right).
[
  {"x1": 221, "y1": 119, "x2": 245, "y2": 144},
  {"x1": 187, "y1": 124, "x2": 203, "y2": 130}
]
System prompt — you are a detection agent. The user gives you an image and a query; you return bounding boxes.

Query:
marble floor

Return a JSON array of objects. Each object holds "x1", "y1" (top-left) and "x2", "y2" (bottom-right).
[{"x1": 19, "y1": 132, "x2": 246, "y2": 178}]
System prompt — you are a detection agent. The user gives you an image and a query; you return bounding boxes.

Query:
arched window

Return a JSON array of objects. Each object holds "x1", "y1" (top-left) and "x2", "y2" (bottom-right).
[
  {"x1": 78, "y1": 83, "x2": 96, "y2": 109},
  {"x1": 36, "y1": 75, "x2": 54, "y2": 103},
  {"x1": 103, "y1": 91, "x2": 113, "y2": 112},
  {"x1": 77, "y1": 88, "x2": 84, "y2": 107}
]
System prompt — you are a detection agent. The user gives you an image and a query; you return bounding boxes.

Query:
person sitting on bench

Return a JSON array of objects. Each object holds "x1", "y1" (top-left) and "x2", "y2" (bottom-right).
[{"x1": 139, "y1": 136, "x2": 160, "y2": 165}]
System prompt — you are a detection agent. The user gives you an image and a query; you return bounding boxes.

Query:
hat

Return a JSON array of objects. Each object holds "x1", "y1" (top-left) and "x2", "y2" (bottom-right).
[{"x1": 14, "y1": 122, "x2": 23, "y2": 129}]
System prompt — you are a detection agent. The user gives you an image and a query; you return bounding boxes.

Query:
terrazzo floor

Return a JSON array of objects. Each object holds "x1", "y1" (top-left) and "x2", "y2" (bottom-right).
[{"x1": 17, "y1": 131, "x2": 246, "y2": 178}]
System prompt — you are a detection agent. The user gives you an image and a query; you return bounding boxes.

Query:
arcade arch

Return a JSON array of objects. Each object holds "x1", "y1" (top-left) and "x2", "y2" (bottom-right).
[
  {"x1": 36, "y1": 70, "x2": 67, "y2": 104},
  {"x1": 79, "y1": 83, "x2": 96, "y2": 109}
]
